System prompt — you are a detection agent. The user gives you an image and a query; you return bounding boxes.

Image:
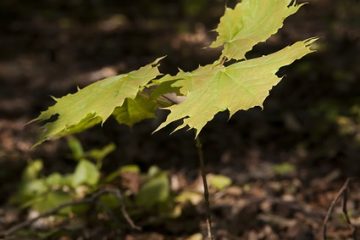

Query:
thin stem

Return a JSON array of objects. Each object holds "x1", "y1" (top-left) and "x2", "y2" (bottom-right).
[
  {"x1": 111, "y1": 188, "x2": 141, "y2": 231},
  {"x1": 195, "y1": 136, "x2": 213, "y2": 240},
  {"x1": 322, "y1": 178, "x2": 359, "y2": 240}
]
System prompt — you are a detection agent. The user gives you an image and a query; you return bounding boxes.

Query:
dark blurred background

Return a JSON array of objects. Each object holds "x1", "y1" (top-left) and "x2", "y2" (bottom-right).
[{"x1": 0, "y1": 0, "x2": 359, "y2": 239}]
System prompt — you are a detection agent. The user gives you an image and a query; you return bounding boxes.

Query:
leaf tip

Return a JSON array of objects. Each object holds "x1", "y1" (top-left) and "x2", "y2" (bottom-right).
[
  {"x1": 305, "y1": 37, "x2": 319, "y2": 50},
  {"x1": 26, "y1": 117, "x2": 39, "y2": 126},
  {"x1": 153, "y1": 56, "x2": 166, "y2": 66},
  {"x1": 50, "y1": 96, "x2": 58, "y2": 102}
]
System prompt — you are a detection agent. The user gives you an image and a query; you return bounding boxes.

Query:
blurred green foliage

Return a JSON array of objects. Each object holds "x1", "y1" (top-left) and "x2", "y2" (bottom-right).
[
  {"x1": 208, "y1": 174, "x2": 232, "y2": 190},
  {"x1": 11, "y1": 137, "x2": 116, "y2": 213},
  {"x1": 10, "y1": 136, "x2": 233, "y2": 236},
  {"x1": 272, "y1": 162, "x2": 296, "y2": 176}
]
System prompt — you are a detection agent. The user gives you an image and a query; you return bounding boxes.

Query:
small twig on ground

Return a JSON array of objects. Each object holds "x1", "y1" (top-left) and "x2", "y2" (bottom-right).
[
  {"x1": 196, "y1": 136, "x2": 213, "y2": 240},
  {"x1": 1, "y1": 188, "x2": 139, "y2": 238},
  {"x1": 322, "y1": 177, "x2": 358, "y2": 240},
  {"x1": 109, "y1": 188, "x2": 141, "y2": 231}
]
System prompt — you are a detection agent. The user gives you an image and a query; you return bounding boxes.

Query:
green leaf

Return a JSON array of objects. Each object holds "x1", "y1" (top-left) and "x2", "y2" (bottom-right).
[
  {"x1": 136, "y1": 172, "x2": 170, "y2": 208},
  {"x1": 67, "y1": 136, "x2": 84, "y2": 161},
  {"x1": 13, "y1": 179, "x2": 48, "y2": 206},
  {"x1": 87, "y1": 143, "x2": 116, "y2": 162},
  {"x1": 99, "y1": 194, "x2": 121, "y2": 209},
  {"x1": 156, "y1": 66, "x2": 216, "y2": 96},
  {"x1": 156, "y1": 39, "x2": 316, "y2": 136},
  {"x1": 208, "y1": 174, "x2": 232, "y2": 190},
  {"x1": 31, "y1": 192, "x2": 72, "y2": 213},
  {"x1": 45, "y1": 173, "x2": 70, "y2": 187},
  {"x1": 72, "y1": 160, "x2": 100, "y2": 187},
  {"x1": 148, "y1": 78, "x2": 183, "y2": 106},
  {"x1": 22, "y1": 159, "x2": 43, "y2": 180},
  {"x1": 175, "y1": 191, "x2": 202, "y2": 205},
  {"x1": 34, "y1": 58, "x2": 163, "y2": 145},
  {"x1": 112, "y1": 93, "x2": 157, "y2": 127},
  {"x1": 105, "y1": 164, "x2": 140, "y2": 183},
  {"x1": 119, "y1": 164, "x2": 140, "y2": 174},
  {"x1": 210, "y1": 0, "x2": 303, "y2": 60},
  {"x1": 272, "y1": 162, "x2": 296, "y2": 176}
]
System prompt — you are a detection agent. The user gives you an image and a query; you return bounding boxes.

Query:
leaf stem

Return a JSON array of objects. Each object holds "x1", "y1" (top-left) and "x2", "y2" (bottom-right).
[{"x1": 195, "y1": 136, "x2": 213, "y2": 240}]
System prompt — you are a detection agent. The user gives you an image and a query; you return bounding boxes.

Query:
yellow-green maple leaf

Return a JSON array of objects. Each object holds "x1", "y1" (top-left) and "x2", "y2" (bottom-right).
[
  {"x1": 156, "y1": 39, "x2": 316, "y2": 136},
  {"x1": 156, "y1": 65, "x2": 221, "y2": 96},
  {"x1": 210, "y1": 0, "x2": 303, "y2": 60},
  {"x1": 34, "y1": 58, "x2": 162, "y2": 145}
]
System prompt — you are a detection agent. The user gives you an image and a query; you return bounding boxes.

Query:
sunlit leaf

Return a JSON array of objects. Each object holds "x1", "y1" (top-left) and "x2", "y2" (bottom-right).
[
  {"x1": 208, "y1": 174, "x2": 232, "y2": 190},
  {"x1": 34, "y1": 58, "x2": 163, "y2": 145},
  {"x1": 156, "y1": 39, "x2": 316, "y2": 136},
  {"x1": 175, "y1": 191, "x2": 203, "y2": 205},
  {"x1": 210, "y1": 0, "x2": 303, "y2": 60}
]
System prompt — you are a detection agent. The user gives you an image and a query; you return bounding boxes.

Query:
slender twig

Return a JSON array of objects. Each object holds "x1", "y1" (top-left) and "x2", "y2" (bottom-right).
[
  {"x1": 110, "y1": 188, "x2": 141, "y2": 231},
  {"x1": 1, "y1": 190, "x2": 105, "y2": 237},
  {"x1": 159, "y1": 94, "x2": 213, "y2": 238},
  {"x1": 1, "y1": 188, "x2": 139, "y2": 237},
  {"x1": 322, "y1": 178, "x2": 358, "y2": 240},
  {"x1": 341, "y1": 186, "x2": 358, "y2": 240},
  {"x1": 322, "y1": 179, "x2": 349, "y2": 240},
  {"x1": 342, "y1": 185, "x2": 351, "y2": 225},
  {"x1": 195, "y1": 136, "x2": 213, "y2": 240},
  {"x1": 196, "y1": 137, "x2": 213, "y2": 239}
]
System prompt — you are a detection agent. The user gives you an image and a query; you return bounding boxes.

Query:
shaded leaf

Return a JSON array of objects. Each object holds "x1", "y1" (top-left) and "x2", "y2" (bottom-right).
[
  {"x1": 87, "y1": 143, "x2": 116, "y2": 162},
  {"x1": 31, "y1": 192, "x2": 72, "y2": 213},
  {"x1": 72, "y1": 160, "x2": 100, "y2": 187},
  {"x1": 113, "y1": 93, "x2": 157, "y2": 127},
  {"x1": 13, "y1": 179, "x2": 48, "y2": 207},
  {"x1": 67, "y1": 136, "x2": 84, "y2": 161},
  {"x1": 23, "y1": 159, "x2": 43, "y2": 181},
  {"x1": 136, "y1": 172, "x2": 170, "y2": 208},
  {"x1": 105, "y1": 164, "x2": 140, "y2": 183},
  {"x1": 45, "y1": 173, "x2": 72, "y2": 187}
]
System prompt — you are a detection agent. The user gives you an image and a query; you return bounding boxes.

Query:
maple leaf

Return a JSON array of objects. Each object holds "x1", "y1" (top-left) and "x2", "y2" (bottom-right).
[
  {"x1": 33, "y1": 0, "x2": 317, "y2": 145},
  {"x1": 112, "y1": 93, "x2": 157, "y2": 127},
  {"x1": 210, "y1": 0, "x2": 303, "y2": 60},
  {"x1": 156, "y1": 65, "x2": 220, "y2": 96},
  {"x1": 34, "y1": 58, "x2": 162, "y2": 145},
  {"x1": 155, "y1": 39, "x2": 317, "y2": 136}
]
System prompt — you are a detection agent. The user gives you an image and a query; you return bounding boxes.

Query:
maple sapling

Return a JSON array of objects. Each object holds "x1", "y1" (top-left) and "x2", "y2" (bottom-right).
[{"x1": 34, "y1": 0, "x2": 317, "y2": 238}]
